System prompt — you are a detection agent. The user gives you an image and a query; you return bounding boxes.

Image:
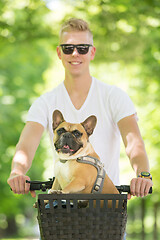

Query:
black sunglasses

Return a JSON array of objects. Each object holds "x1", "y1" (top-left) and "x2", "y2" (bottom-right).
[{"x1": 60, "y1": 44, "x2": 93, "y2": 55}]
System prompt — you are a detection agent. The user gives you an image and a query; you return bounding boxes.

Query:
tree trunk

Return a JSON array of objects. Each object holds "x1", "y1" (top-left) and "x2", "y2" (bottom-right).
[
  {"x1": 141, "y1": 198, "x2": 145, "y2": 240},
  {"x1": 153, "y1": 203, "x2": 158, "y2": 240},
  {"x1": 6, "y1": 217, "x2": 18, "y2": 237}
]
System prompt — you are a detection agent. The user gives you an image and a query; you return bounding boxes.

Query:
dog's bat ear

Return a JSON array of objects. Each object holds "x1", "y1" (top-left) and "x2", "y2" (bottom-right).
[
  {"x1": 52, "y1": 110, "x2": 65, "y2": 131},
  {"x1": 81, "y1": 115, "x2": 97, "y2": 137}
]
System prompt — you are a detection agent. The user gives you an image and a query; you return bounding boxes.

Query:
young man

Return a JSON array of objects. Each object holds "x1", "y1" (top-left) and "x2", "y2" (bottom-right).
[{"x1": 8, "y1": 18, "x2": 153, "y2": 200}]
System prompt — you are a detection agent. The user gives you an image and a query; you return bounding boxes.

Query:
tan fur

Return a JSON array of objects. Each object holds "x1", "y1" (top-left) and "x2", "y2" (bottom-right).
[{"x1": 51, "y1": 110, "x2": 119, "y2": 207}]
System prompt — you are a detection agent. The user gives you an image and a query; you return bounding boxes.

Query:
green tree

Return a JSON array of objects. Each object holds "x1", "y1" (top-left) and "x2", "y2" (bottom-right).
[
  {"x1": 0, "y1": 0, "x2": 160, "y2": 238},
  {"x1": 0, "y1": 0, "x2": 56, "y2": 237}
]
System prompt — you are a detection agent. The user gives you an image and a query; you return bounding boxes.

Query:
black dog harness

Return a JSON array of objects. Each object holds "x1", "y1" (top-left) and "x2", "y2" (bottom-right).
[{"x1": 76, "y1": 156, "x2": 106, "y2": 194}]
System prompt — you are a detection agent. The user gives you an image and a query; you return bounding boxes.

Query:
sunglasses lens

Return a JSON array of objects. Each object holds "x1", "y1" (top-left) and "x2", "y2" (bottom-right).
[
  {"x1": 77, "y1": 46, "x2": 89, "y2": 54},
  {"x1": 62, "y1": 46, "x2": 74, "y2": 54}
]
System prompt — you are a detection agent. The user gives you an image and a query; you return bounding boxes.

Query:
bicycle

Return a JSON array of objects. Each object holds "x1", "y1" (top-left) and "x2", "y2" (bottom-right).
[{"x1": 26, "y1": 178, "x2": 152, "y2": 240}]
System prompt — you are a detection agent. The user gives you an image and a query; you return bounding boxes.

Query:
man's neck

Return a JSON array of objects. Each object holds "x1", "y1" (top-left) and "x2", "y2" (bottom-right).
[{"x1": 64, "y1": 74, "x2": 92, "y2": 94}]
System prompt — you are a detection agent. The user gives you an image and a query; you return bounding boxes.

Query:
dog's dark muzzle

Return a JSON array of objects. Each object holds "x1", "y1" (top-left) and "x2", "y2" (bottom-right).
[{"x1": 55, "y1": 132, "x2": 83, "y2": 154}]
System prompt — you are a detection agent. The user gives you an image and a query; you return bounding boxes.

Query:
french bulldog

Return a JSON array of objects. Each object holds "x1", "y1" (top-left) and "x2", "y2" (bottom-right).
[{"x1": 49, "y1": 110, "x2": 119, "y2": 205}]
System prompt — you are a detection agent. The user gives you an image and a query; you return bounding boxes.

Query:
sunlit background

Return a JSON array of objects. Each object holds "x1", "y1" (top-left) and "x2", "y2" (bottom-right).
[{"x1": 0, "y1": 0, "x2": 160, "y2": 239}]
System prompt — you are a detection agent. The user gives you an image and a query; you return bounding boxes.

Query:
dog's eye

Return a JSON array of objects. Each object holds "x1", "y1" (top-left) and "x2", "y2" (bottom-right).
[
  {"x1": 72, "y1": 130, "x2": 82, "y2": 138},
  {"x1": 57, "y1": 128, "x2": 66, "y2": 135}
]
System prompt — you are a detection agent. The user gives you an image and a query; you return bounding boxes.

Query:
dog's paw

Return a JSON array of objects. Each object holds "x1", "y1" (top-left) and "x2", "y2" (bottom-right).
[
  {"x1": 78, "y1": 200, "x2": 89, "y2": 208},
  {"x1": 33, "y1": 200, "x2": 49, "y2": 208},
  {"x1": 48, "y1": 189, "x2": 63, "y2": 194}
]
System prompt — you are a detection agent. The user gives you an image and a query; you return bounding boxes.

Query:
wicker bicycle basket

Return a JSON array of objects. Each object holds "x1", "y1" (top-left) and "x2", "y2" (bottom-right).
[{"x1": 37, "y1": 193, "x2": 128, "y2": 240}]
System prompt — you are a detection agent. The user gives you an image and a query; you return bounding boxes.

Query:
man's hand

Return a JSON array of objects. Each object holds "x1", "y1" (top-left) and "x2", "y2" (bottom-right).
[
  {"x1": 128, "y1": 177, "x2": 153, "y2": 200},
  {"x1": 7, "y1": 174, "x2": 36, "y2": 198}
]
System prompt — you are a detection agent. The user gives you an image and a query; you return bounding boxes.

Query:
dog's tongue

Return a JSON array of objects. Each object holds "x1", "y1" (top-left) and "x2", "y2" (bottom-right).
[
  {"x1": 63, "y1": 145, "x2": 70, "y2": 149},
  {"x1": 63, "y1": 145, "x2": 74, "y2": 152}
]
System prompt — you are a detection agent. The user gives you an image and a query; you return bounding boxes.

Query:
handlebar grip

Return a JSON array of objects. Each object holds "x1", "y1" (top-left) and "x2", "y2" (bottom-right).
[
  {"x1": 116, "y1": 185, "x2": 152, "y2": 194},
  {"x1": 26, "y1": 180, "x2": 41, "y2": 191},
  {"x1": 148, "y1": 187, "x2": 152, "y2": 194}
]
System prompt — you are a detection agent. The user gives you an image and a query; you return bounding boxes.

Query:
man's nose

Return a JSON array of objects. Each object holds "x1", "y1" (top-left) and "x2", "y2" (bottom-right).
[{"x1": 72, "y1": 47, "x2": 79, "y2": 56}]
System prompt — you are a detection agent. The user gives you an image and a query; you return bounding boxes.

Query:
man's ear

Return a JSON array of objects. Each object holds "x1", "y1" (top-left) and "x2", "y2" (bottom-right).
[
  {"x1": 90, "y1": 46, "x2": 96, "y2": 61},
  {"x1": 52, "y1": 110, "x2": 65, "y2": 131},
  {"x1": 57, "y1": 46, "x2": 62, "y2": 60},
  {"x1": 81, "y1": 115, "x2": 97, "y2": 137}
]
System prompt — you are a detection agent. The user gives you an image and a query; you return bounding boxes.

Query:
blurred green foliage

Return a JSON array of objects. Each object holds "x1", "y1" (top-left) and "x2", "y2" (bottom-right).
[{"x1": 0, "y1": 0, "x2": 160, "y2": 239}]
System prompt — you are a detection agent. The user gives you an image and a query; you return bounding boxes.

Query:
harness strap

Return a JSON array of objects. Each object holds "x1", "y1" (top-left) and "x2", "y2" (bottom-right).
[{"x1": 76, "y1": 156, "x2": 106, "y2": 194}]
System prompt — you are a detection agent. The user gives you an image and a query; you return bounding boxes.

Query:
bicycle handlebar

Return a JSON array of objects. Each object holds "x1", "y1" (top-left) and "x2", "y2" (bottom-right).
[{"x1": 25, "y1": 178, "x2": 152, "y2": 194}]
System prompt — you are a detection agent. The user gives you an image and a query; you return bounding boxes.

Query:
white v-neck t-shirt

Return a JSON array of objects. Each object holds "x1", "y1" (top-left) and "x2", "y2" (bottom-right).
[{"x1": 27, "y1": 77, "x2": 136, "y2": 184}]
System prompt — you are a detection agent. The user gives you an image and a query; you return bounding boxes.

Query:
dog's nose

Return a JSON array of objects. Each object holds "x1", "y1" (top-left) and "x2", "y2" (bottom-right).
[{"x1": 63, "y1": 132, "x2": 72, "y2": 139}]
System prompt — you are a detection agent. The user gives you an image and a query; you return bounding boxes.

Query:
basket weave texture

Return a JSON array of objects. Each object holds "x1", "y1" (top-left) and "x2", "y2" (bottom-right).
[{"x1": 37, "y1": 193, "x2": 127, "y2": 240}]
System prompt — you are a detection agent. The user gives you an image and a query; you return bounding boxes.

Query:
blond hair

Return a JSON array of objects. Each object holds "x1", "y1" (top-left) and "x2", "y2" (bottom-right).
[{"x1": 59, "y1": 18, "x2": 93, "y2": 42}]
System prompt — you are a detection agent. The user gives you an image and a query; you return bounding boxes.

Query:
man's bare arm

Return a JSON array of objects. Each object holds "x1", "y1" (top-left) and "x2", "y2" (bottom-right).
[
  {"x1": 118, "y1": 115, "x2": 153, "y2": 198},
  {"x1": 7, "y1": 121, "x2": 44, "y2": 197}
]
